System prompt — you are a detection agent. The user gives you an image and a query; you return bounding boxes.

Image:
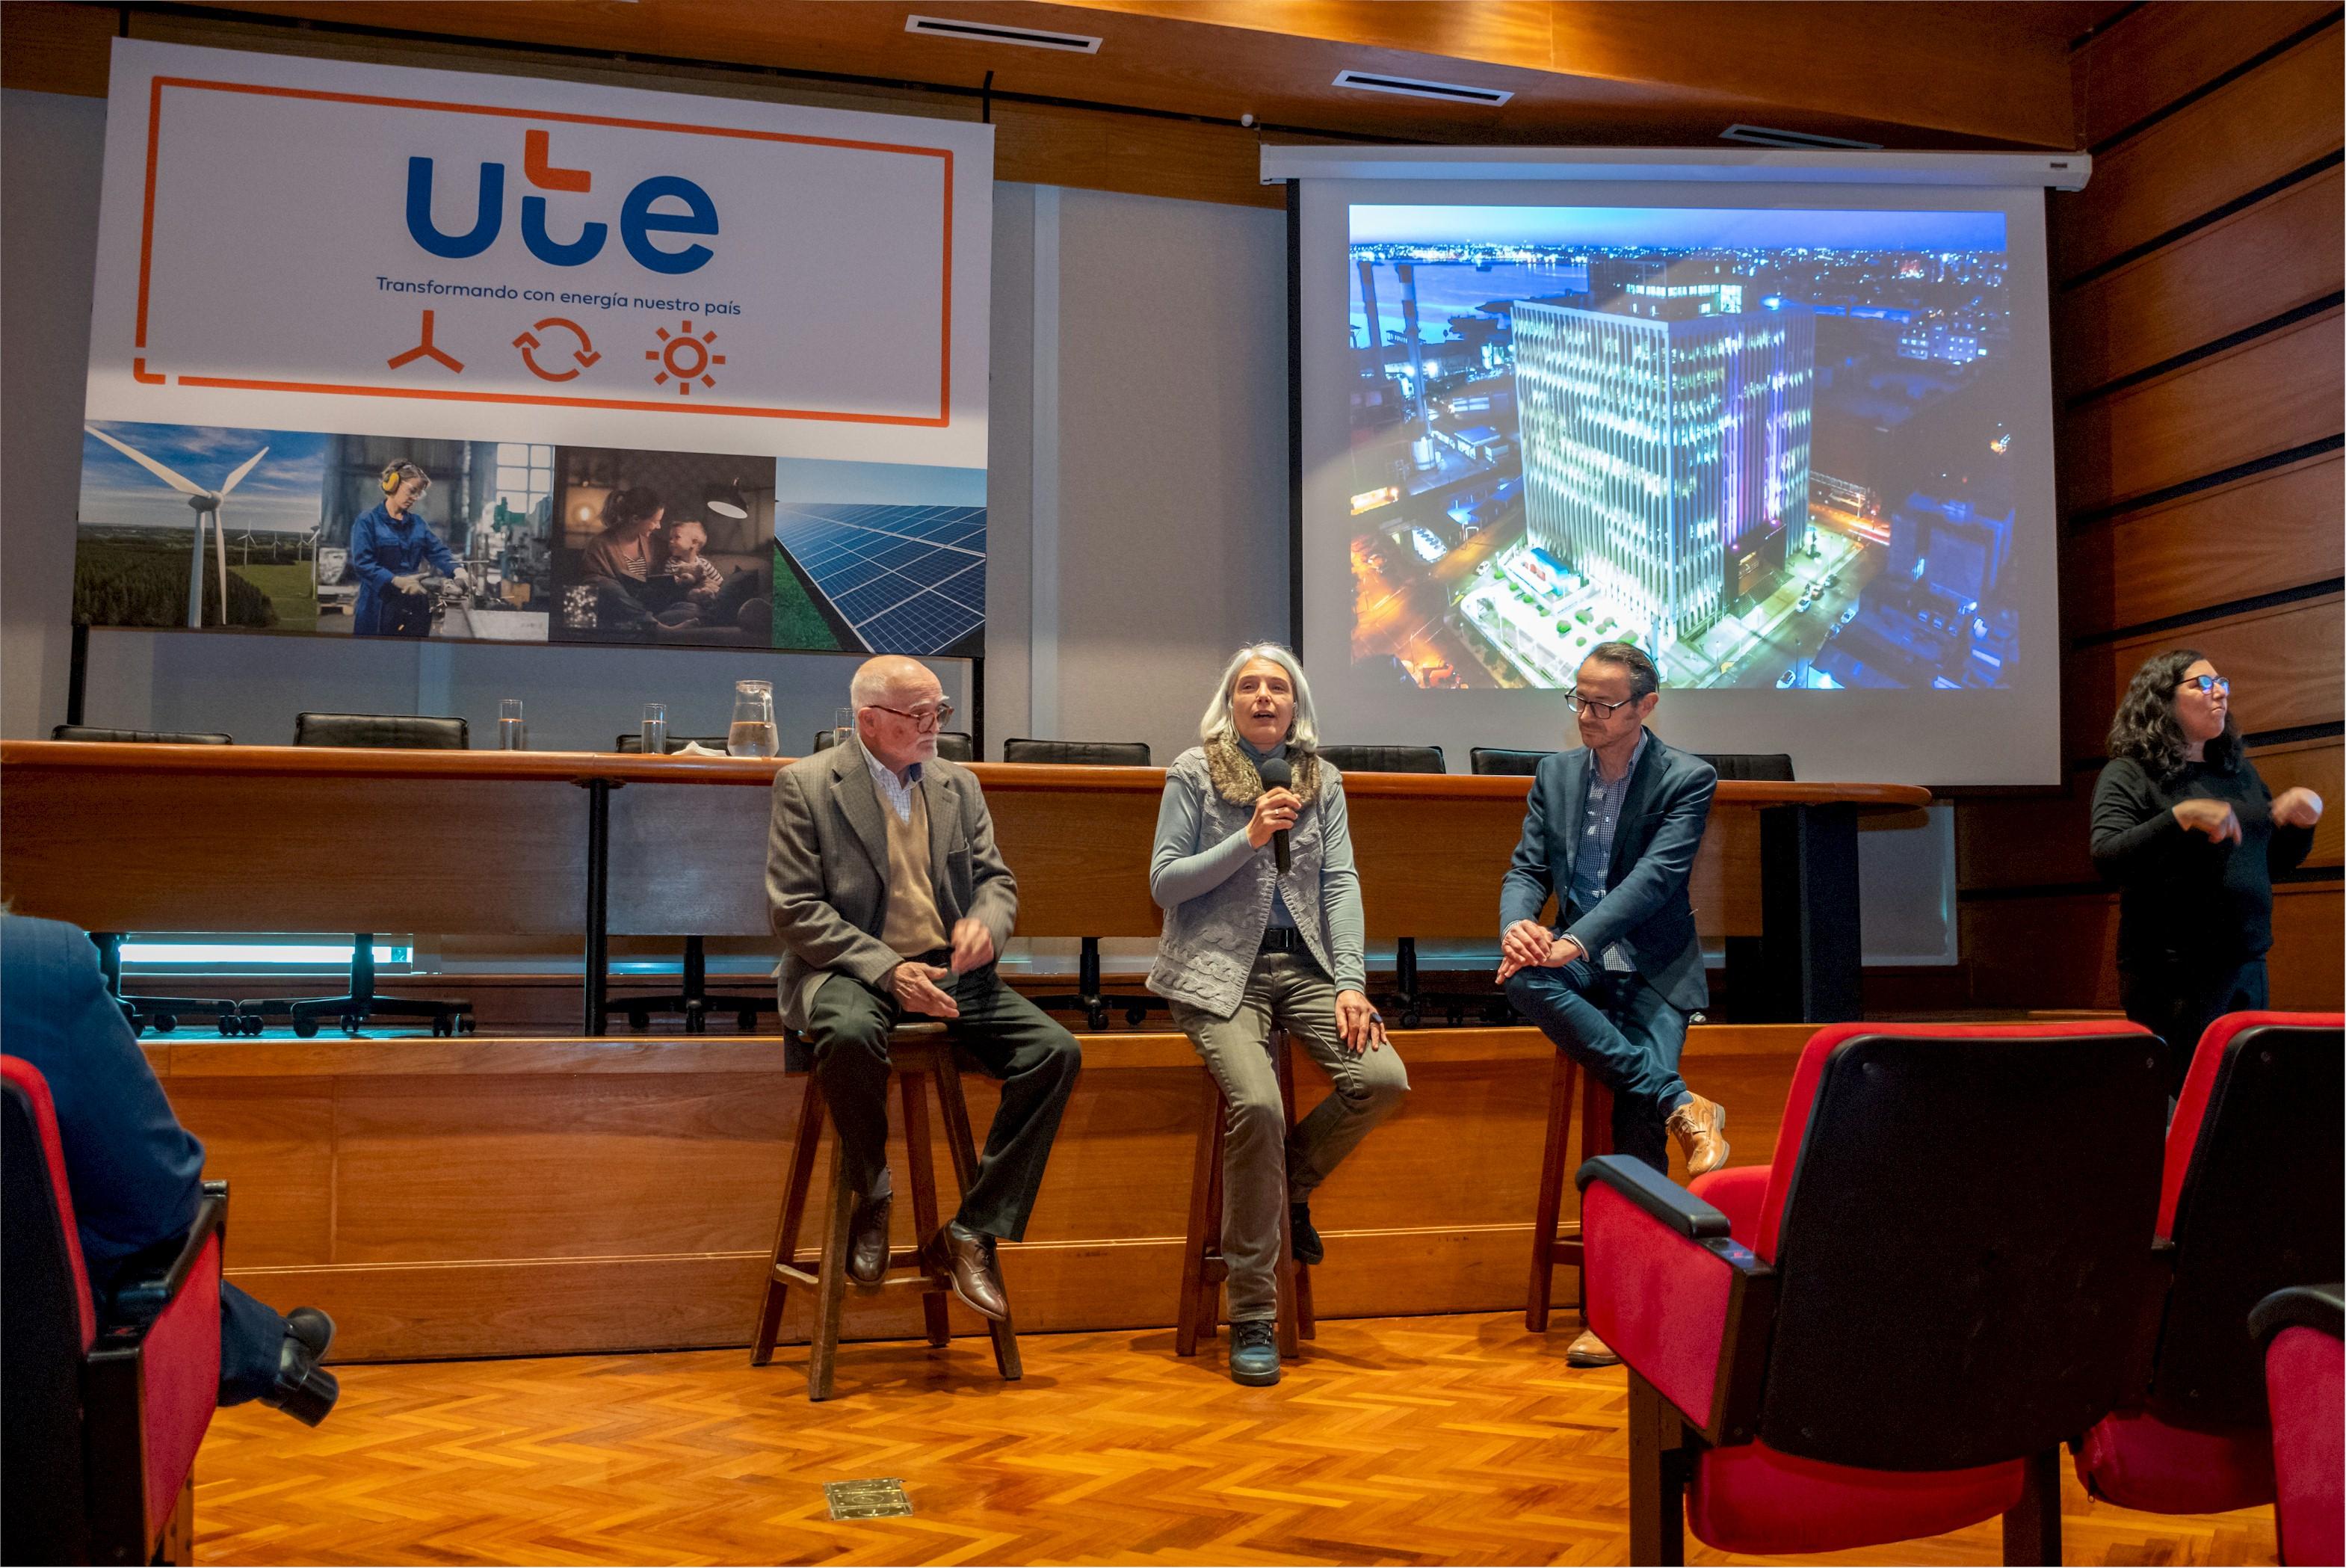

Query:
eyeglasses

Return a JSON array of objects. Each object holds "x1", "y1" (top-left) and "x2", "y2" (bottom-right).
[
  {"x1": 866, "y1": 700, "x2": 954, "y2": 731},
  {"x1": 1564, "y1": 691, "x2": 1638, "y2": 717},
  {"x1": 2176, "y1": 675, "x2": 2231, "y2": 696}
]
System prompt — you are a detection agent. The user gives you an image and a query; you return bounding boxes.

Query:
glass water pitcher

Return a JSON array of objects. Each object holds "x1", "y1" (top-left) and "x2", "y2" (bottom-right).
[{"x1": 727, "y1": 678, "x2": 778, "y2": 759}]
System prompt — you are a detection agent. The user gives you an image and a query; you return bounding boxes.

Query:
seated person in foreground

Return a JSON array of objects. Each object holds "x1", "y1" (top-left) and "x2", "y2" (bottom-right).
[
  {"x1": 0, "y1": 916, "x2": 340, "y2": 1425},
  {"x1": 1147, "y1": 643, "x2": 1409, "y2": 1387},
  {"x1": 1496, "y1": 642, "x2": 1729, "y2": 1370},
  {"x1": 765, "y1": 656, "x2": 1082, "y2": 1321}
]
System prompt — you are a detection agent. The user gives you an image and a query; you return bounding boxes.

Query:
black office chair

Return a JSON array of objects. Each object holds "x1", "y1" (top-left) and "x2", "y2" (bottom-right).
[
  {"x1": 52, "y1": 726, "x2": 249, "y2": 1037},
  {"x1": 605, "y1": 733, "x2": 774, "y2": 1034},
  {"x1": 1316, "y1": 744, "x2": 1445, "y2": 775},
  {"x1": 250, "y1": 713, "x2": 475, "y2": 1038},
  {"x1": 999, "y1": 738, "x2": 1157, "y2": 1029},
  {"x1": 813, "y1": 729, "x2": 975, "y2": 762},
  {"x1": 1312, "y1": 746, "x2": 1459, "y2": 1025},
  {"x1": 1469, "y1": 747, "x2": 1553, "y2": 776}
]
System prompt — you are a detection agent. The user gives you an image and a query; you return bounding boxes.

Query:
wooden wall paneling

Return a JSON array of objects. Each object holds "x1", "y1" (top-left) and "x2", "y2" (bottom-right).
[
  {"x1": 1960, "y1": 892, "x2": 2121, "y2": 1011},
  {"x1": 2061, "y1": 451, "x2": 2344, "y2": 640},
  {"x1": 2268, "y1": 880, "x2": 2345, "y2": 1007},
  {"x1": 1956, "y1": 783, "x2": 2097, "y2": 892},
  {"x1": 2057, "y1": 24, "x2": 2344, "y2": 282},
  {"x1": 2059, "y1": 306, "x2": 2345, "y2": 517},
  {"x1": 2253, "y1": 735, "x2": 2345, "y2": 867},
  {"x1": 0, "y1": 1, "x2": 114, "y2": 96},
  {"x1": 2072, "y1": 0, "x2": 2342, "y2": 149},
  {"x1": 2063, "y1": 594, "x2": 2345, "y2": 762},
  {"x1": 991, "y1": 99, "x2": 1283, "y2": 211},
  {"x1": 158, "y1": 1025, "x2": 1808, "y2": 1359},
  {"x1": 2056, "y1": 164, "x2": 2345, "y2": 398}
]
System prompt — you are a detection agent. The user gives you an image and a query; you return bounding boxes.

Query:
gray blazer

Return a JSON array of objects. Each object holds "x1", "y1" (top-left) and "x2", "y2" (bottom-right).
[
  {"x1": 1498, "y1": 731, "x2": 1716, "y2": 1013},
  {"x1": 765, "y1": 737, "x2": 1019, "y2": 1031}
]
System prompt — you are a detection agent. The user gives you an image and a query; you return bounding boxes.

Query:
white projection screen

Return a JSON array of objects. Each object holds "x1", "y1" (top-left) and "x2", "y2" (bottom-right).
[{"x1": 1277, "y1": 147, "x2": 2090, "y2": 787}]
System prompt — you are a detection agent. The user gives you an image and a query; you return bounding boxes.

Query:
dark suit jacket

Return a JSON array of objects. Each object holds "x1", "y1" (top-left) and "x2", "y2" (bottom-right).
[
  {"x1": 0, "y1": 916, "x2": 207, "y2": 1290},
  {"x1": 765, "y1": 736, "x2": 1019, "y2": 1030},
  {"x1": 1498, "y1": 730, "x2": 1717, "y2": 1013}
]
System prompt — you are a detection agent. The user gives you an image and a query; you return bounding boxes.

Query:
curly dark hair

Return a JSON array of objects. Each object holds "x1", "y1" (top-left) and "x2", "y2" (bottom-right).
[
  {"x1": 2106, "y1": 647, "x2": 2238, "y2": 785},
  {"x1": 600, "y1": 486, "x2": 664, "y2": 535}
]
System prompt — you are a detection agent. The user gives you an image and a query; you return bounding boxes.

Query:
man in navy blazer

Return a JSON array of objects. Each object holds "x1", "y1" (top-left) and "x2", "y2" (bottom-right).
[
  {"x1": 1, "y1": 916, "x2": 339, "y2": 1424},
  {"x1": 1497, "y1": 643, "x2": 1730, "y2": 1365}
]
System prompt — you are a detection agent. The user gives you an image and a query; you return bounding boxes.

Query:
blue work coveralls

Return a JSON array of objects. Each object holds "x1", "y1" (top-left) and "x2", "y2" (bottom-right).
[{"x1": 349, "y1": 502, "x2": 459, "y2": 638}]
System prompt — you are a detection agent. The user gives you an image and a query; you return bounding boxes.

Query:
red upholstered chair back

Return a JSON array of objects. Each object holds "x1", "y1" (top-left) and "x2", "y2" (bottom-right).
[
  {"x1": 2, "y1": 1055, "x2": 100, "y2": 1563},
  {"x1": 2150, "y1": 1011, "x2": 2345, "y2": 1430},
  {"x1": 1744, "y1": 1021, "x2": 2171, "y2": 1472}
]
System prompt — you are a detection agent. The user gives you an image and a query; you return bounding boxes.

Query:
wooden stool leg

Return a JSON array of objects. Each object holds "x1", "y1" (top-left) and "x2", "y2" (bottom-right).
[
  {"x1": 808, "y1": 1136, "x2": 854, "y2": 1401},
  {"x1": 900, "y1": 1067, "x2": 951, "y2": 1349},
  {"x1": 930, "y1": 1047, "x2": 1022, "y2": 1382},
  {"x1": 1176, "y1": 1072, "x2": 1221, "y2": 1357},
  {"x1": 1277, "y1": 1035, "x2": 1315, "y2": 1345},
  {"x1": 753, "y1": 1081, "x2": 828, "y2": 1364},
  {"x1": 1564, "y1": 1081, "x2": 1613, "y2": 1323},
  {"x1": 1526, "y1": 1050, "x2": 1577, "y2": 1333}
]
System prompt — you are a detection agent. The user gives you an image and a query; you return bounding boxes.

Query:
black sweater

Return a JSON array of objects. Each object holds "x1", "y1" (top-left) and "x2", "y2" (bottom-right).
[{"x1": 2089, "y1": 754, "x2": 2314, "y2": 971}]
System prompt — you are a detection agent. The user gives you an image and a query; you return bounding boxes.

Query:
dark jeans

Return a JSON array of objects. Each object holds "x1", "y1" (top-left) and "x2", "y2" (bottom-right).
[
  {"x1": 1504, "y1": 960, "x2": 1691, "y2": 1174},
  {"x1": 97, "y1": 1245, "x2": 286, "y2": 1406},
  {"x1": 2122, "y1": 956, "x2": 2268, "y2": 1100},
  {"x1": 806, "y1": 962, "x2": 1081, "y2": 1242}
]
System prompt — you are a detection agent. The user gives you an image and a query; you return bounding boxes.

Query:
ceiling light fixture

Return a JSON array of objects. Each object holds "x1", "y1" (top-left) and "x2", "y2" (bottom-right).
[
  {"x1": 904, "y1": 16, "x2": 1102, "y2": 53},
  {"x1": 1719, "y1": 123, "x2": 1883, "y2": 151},
  {"x1": 1332, "y1": 70, "x2": 1511, "y2": 107}
]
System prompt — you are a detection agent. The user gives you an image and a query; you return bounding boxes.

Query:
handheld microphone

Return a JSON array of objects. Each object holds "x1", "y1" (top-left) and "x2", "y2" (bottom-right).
[{"x1": 1256, "y1": 756, "x2": 1292, "y2": 875}]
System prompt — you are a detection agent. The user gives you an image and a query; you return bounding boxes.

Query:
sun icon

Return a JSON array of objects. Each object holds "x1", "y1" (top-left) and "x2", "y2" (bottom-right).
[{"x1": 646, "y1": 319, "x2": 725, "y2": 395}]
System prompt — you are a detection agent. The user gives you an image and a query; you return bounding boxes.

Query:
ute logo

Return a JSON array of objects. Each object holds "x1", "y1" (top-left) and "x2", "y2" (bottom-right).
[{"x1": 406, "y1": 129, "x2": 718, "y2": 275}]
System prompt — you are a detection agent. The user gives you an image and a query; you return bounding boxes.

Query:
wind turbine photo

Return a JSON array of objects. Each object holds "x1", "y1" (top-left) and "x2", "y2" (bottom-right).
[{"x1": 83, "y1": 424, "x2": 269, "y2": 626}]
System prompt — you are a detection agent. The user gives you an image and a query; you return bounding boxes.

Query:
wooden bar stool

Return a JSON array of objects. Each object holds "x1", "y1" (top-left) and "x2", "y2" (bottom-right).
[
  {"x1": 750, "y1": 1023, "x2": 1021, "y2": 1401},
  {"x1": 1176, "y1": 1028, "x2": 1315, "y2": 1360},
  {"x1": 1525, "y1": 1050, "x2": 1614, "y2": 1332}
]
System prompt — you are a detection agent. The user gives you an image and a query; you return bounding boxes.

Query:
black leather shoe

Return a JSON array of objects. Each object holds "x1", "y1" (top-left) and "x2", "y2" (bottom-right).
[
  {"x1": 1289, "y1": 1203, "x2": 1325, "y2": 1267},
  {"x1": 919, "y1": 1223, "x2": 1009, "y2": 1321},
  {"x1": 262, "y1": 1307, "x2": 340, "y2": 1427},
  {"x1": 848, "y1": 1193, "x2": 892, "y2": 1285}
]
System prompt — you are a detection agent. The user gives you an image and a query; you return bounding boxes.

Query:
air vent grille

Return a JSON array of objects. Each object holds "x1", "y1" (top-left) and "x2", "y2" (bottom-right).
[
  {"x1": 1720, "y1": 123, "x2": 1883, "y2": 151},
  {"x1": 905, "y1": 15, "x2": 1102, "y2": 52},
  {"x1": 1333, "y1": 70, "x2": 1512, "y2": 106}
]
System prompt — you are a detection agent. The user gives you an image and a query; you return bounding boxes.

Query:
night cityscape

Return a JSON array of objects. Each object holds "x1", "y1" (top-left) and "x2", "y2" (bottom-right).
[{"x1": 1345, "y1": 207, "x2": 2021, "y2": 693}]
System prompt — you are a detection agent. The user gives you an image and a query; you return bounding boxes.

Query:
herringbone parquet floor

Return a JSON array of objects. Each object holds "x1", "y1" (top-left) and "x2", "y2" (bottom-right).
[{"x1": 194, "y1": 1313, "x2": 2279, "y2": 1567}]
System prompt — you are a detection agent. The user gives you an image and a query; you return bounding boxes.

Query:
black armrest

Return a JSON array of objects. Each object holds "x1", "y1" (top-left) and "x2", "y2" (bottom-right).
[
  {"x1": 2250, "y1": 1283, "x2": 2345, "y2": 1345},
  {"x1": 109, "y1": 1185, "x2": 228, "y2": 1329},
  {"x1": 1576, "y1": 1153, "x2": 1732, "y2": 1239}
]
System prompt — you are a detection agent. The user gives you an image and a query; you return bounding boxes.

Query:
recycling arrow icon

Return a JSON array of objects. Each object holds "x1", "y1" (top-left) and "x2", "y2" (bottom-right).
[{"x1": 512, "y1": 317, "x2": 600, "y2": 381}]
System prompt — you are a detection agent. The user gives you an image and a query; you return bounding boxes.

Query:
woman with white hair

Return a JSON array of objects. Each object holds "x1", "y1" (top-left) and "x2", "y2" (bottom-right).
[{"x1": 1147, "y1": 643, "x2": 1409, "y2": 1386}]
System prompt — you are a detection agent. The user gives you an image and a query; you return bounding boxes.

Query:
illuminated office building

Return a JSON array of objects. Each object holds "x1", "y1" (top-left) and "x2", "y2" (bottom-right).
[{"x1": 1515, "y1": 284, "x2": 1815, "y2": 647}]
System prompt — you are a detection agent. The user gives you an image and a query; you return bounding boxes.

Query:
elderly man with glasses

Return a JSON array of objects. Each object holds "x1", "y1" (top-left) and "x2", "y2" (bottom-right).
[
  {"x1": 766, "y1": 655, "x2": 1081, "y2": 1321},
  {"x1": 1496, "y1": 641, "x2": 1731, "y2": 1368}
]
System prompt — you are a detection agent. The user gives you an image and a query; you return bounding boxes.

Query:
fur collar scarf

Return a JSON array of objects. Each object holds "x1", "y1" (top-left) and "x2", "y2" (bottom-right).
[{"x1": 1204, "y1": 732, "x2": 1320, "y2": 806}]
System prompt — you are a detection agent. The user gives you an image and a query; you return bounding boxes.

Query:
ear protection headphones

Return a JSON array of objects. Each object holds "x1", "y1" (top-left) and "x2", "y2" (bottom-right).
[
  {"x1": 380, "y1": 466, "x2": 400, "y2": 495},
  {"x1": 380, "y1": 463, "x2": 430, "y2": 497}
]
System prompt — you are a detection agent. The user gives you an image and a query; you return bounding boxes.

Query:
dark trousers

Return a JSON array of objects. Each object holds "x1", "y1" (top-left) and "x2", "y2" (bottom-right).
[
  {"x1": 2122, "y1": 956, "x2": 2268, "y2": 1100},
  {"x1": 96, "y1": 1248, "x2": 285, "y2": 1406},
  {"x1": 806, "y1": 963, "x2": 1081, "y2": 1242},
  {"x1": 1504, "y1": 960, "x2": 1691, "y2": 1174}
]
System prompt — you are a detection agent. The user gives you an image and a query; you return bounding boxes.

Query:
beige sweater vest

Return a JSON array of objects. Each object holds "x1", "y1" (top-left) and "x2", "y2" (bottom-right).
[{"x1": 880, "y1": 784, "x2": 950, "y2": 958}]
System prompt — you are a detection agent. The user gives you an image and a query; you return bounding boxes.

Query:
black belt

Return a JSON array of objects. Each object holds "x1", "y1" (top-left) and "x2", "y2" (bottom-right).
[{"x1": 1259, "y1": 926, "x2": 1305, "y2": 954}]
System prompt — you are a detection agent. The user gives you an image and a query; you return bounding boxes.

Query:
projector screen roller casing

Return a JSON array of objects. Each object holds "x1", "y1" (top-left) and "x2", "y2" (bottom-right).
[{"x1": 1290, "y1": 158, "x2": 2071, "y2": 788}]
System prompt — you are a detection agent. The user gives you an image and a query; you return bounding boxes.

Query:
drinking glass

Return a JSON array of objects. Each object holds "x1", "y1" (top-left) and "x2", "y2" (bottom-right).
[
  {"x1": 640, "y1": 703, "x2": 668, "y2": 756},
  {"x1": 728, "y1": 679, "x2": 777, "y2": 759},
  {"x1": 498, "y1": 698, "x2": 527, "y2": 751},
  {"x1": 832, "y1": 706, "x2": 855, "y2": 750}
]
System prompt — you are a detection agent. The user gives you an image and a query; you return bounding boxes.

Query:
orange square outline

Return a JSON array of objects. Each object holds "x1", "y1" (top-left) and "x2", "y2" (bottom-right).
[{"x1": 132, "y1": 74, "x2": 957, "y2": 427}]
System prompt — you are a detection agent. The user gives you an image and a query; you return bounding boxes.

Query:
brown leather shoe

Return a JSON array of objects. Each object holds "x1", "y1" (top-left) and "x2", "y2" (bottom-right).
[
  {"x1": 919, "y1": 1223, "x2": 1009, "y2": 1321},
  {"x1": 1666, "y1": 1093, "x2": 1730, "y2": 1177},
  {"x1": 1565, "y1": 1329, "x2": 1622, "y2": 1368},
  {"x1": 847, "y1": 1193, "x2": 891, "y2": 1286}
]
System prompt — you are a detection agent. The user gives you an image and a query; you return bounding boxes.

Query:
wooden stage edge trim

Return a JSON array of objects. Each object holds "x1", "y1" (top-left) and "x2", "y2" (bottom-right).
[{"x1": 141, "y1": 1022, "x2": 1820, "y2": 1078}]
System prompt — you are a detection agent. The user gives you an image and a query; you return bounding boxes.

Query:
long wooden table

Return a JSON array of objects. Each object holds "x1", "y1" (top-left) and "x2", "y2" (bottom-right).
[{"x1": 0, "y1": 741, "x2": 1930, "y2": 1024}]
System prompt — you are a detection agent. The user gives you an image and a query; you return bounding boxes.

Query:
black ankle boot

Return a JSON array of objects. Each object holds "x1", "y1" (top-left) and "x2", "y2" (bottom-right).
[{"x1": 262, "y1": 1307, "x2": 340, "y2": 1427}]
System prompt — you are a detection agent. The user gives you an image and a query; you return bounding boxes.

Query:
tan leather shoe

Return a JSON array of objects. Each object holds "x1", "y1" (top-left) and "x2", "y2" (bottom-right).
[
  {"x1": 1666, "y1": 1093, "x2": 1730, "y2": 1177},
  {"x1": 919, "y1": 1223, "x2": 1010, "y2": 1321},
  {"x1": 1565, "y1": 1329, "x2": 1622, "y2": 1368}
]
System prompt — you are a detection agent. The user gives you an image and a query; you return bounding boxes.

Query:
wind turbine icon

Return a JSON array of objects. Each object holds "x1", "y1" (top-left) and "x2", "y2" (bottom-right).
[{"x1": 86, "y1": 426, "x2": 270, "y2": 628}]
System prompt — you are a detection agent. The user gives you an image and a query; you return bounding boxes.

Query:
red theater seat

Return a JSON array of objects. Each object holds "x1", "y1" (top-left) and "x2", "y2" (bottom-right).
[
  {"x1": 2072, "y1": 1012, "x2": 2344, "y2": 1521},
  {"x1": 2252, "y1": 1284, "x2": 2344, "y2": 1567},
  {"x1": 1, "y1": 1055, "x2": 226, "y2": 1566},
  {"x1": 1580, "y1": 1021, "x2": 2172, "y2": 1564}
]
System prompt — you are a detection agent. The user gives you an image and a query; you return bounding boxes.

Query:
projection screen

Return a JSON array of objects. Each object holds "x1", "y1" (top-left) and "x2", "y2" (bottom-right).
[{"x1": 1275, "y1": 146, "x2": 2090, "y2": 787}]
